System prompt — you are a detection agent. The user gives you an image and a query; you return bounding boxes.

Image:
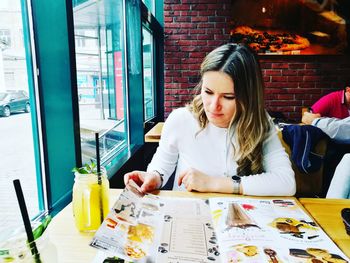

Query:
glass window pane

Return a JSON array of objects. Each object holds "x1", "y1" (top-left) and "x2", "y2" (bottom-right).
[
  {"x1": 0, "y1": 0, "x2": 43, "y2": 232},
  {"x1": 73, "y1": 0, "x2": 128, "y2": 166},
  {"x1": 142, "y1": 27, "x2": 155, "y2": 120},
  {"x1": 142, "y1": 0, "x2": 154, "y2": 13}
]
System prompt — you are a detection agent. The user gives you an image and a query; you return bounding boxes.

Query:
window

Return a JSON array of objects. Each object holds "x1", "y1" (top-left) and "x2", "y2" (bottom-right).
[
  {"x1": 0, "y1": 0, "x2": 164, "y2": 221},
  {"x1": 142, "y1": 0, "x2": 154, "y2": 14},
  {"x1": 0, "y1": 0, "x2": 43, "y2": 232},
  {"x1": 142, "y1": 26, "x2": 155, "y2": 120},
  {"x1": 73, "y1": 0, "x2": 128, "y2": 167}
]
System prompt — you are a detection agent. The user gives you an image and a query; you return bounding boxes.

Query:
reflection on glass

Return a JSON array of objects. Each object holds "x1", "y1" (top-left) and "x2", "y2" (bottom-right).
[
  {"x1": 142, "y1": 27, "x2": 155, "y2": 121},
  {"x1": 142, "y1": 0, "x2": 154, "y2": 13},
  {"x1": 0, "y1": 0, "x2": 40, "y2": 232},
  {"x1": 73, "y1": 0, "x2": 127, "y2": 165}
]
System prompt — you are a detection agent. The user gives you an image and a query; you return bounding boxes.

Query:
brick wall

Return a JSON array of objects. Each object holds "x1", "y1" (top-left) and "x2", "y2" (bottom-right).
[{"x1": 164, "y1": 0, "x2": 350, "y2": 121}]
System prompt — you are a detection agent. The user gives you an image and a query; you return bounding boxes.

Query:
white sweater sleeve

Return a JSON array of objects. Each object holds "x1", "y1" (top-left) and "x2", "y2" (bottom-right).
[
  {"x1": 146, "y1": 110, "x2": 180, "y2": 185},
  {"x1": 241, "y1": 125, "x2": 296, "y2": 196}
]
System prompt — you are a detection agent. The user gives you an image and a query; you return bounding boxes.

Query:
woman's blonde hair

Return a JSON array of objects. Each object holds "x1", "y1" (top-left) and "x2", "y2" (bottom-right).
[{"x1": 188, "y1": 43, "x2": 270, "y2": 176}]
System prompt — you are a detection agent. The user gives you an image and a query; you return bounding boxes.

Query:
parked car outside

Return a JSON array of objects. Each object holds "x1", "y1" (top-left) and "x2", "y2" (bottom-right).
[{"x1": 0, "y1": 90, "x2": 30, "y2": 117}]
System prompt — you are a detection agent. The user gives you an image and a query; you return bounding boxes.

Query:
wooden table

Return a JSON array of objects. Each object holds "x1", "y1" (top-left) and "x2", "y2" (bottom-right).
[
  {"x1": 48, "y1": 190, "x2": 350, "y2": 262},
  {"x1": 49, "y1": 189, "x2": 240, "y2": 263},
  {"x1": 145, "y1": 122, "x2": 164, "y2": 143},
  {"x1": 300, "y1": 198, "x2": 350, "y2": 257}
]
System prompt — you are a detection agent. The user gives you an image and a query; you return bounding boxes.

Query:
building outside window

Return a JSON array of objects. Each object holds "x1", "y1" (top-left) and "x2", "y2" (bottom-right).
[{"x1": 0, "y1": 0, "x2": 43, "y2": 233}]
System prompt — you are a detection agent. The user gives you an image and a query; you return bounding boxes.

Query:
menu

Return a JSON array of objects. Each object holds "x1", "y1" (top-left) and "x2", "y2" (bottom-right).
[{"x1": 90, "y1": 184, "x2": 349, "y2": 263}]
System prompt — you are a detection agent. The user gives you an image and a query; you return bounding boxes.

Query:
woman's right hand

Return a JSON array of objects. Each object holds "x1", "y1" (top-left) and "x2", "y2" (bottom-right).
[{"x1": 124, "y1": 170, "x2": 161, "y2": 193}]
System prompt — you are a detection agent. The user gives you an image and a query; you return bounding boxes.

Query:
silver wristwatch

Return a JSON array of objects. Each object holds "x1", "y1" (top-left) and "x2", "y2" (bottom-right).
[{"x1": 231, "y1": 175, "x2": 241, "y2": 194}]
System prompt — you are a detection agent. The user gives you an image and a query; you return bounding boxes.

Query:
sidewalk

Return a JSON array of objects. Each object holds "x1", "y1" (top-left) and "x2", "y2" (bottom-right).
[{"x1": 0, "y1": 113, "x2": 38, "y2": 235}]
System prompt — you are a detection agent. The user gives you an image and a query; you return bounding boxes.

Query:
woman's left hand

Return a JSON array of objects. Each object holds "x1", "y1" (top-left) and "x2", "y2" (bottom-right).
[{"x1": 177, "y1": 168, "x2": 213, "y2": 192}]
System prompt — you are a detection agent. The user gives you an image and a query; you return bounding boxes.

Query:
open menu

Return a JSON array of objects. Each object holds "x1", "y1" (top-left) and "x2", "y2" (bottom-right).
[{"x1": 90, "y1": 183, "x2": 349, "y2": 263}]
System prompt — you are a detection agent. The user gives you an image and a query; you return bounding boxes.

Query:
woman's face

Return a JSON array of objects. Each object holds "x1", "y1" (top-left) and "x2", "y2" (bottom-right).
[{"x1": 201, "y1": 71, "x2": 236, "y2": 128}]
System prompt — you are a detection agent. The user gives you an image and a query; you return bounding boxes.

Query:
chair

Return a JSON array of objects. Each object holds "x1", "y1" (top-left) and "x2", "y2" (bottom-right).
[{"x1": 277, "y1": 130, "x2": 328, "y2": 197}]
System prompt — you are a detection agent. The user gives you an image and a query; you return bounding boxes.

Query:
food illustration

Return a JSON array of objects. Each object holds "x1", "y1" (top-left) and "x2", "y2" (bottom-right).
[
  {"x1": 124, "y1": 241, "x2": 146, "y2": 259},
  {"x1": 127, "y1": 223, "x2": 154, "y2": 243},
  {"x1": 270, "y1": 217, "x2": 319, "y2": 239},
  {"x1": 235, "y1": 244, "x2": 259, "y2": 257},
  {"x1": 225, "y1": 203, "x2": 259, "y2": 229},
  {"x1": 105, "y1": 217, "x2": 118, "y2": 229},
  {"x1": 290, "y1": 248, "x2": 348, "y2": 263},
  {"x1": 264, "y1": 248, "x2": 283, "y2": 263},
  {"x1": 306, "y1": 248, "x2": 347, "y2": 263},
  {"x1": 211, "y1": 209, "x2": 223, "y2": 226}
]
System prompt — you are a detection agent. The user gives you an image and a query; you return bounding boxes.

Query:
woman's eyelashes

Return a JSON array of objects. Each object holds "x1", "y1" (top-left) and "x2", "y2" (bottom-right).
[
  {"x1": 204, "y1": 88, "x2": 235, "y2": 100},
  {"x1": 204, "y1": 89, "x2": 213, "y2": 95},
  {"x1": 224, "y1": 95, "x2": 236, "y2": 100}
]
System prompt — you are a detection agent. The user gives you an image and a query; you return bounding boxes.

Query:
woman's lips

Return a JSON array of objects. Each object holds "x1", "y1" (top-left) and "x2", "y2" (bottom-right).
[{"x1": 208, "y1": 112, "x2": 223, "y2": 118}]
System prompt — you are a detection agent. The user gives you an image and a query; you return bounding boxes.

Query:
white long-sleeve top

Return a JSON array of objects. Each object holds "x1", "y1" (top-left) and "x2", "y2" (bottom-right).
[
  {"x1": 312, "y1": 116, "x2": 350, "y2": 144},
  {"x1": 147, "y1": 107, "x2": 296, "y2": 196}
]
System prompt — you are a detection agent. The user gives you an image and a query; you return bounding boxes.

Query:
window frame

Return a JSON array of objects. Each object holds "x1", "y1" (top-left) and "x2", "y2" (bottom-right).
[{"x1": 24, "y1": 0, "x2": 164, "y2": 216}]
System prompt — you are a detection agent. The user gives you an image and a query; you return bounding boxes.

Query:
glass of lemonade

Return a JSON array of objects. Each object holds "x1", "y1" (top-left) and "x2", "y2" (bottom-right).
[
  {"x1": 0, "y1": 223, "x2": 57, "y2": 263},
  {"x1": 72, "y1": 168, "x2": 110, "y2": 232}
]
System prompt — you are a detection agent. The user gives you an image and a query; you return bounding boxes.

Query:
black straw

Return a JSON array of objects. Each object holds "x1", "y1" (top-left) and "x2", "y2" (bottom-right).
[
  {"x1": 13, "y1": 179, "x2": 42, "y2": 263},
  {"x1": 95, "y1": 133, "x2": 104, "y2": 224}
]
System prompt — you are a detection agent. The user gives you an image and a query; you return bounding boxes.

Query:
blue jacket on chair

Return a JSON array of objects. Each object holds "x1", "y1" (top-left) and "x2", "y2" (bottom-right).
[{"x1": 282, "y1": 125, "x2": 328, "y2": 174}]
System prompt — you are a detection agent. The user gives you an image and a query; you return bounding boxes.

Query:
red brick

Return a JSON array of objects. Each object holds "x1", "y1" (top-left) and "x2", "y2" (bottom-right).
[
  {"x1": 165, "y1": 77, "x2": 172, "y2": 83},
  {"x1": 289, "y1": 63, "x2": 305, "y2": 69},
  {"x1": 288, "y1": 76, "x2": 303, "y2": 82},
  {"x1": 181, "y1": 11, "x2": 198, "y2": 16},
  {"x1": 180, "y1": 46, "x2": 200, "y2": 52},
  {"x1": 198, "y1": 10, "x2": 215, "y2": 16},
  {"x1": 182, "y1": 71, "x2": 199, "y2": 76},
  {"x1": 197, "y1": 35, "x2": 211, "y2": 40},
  {"x1": 297, "y1": 70, "x2": 316, "y2": 76},
  {"x1": 198, "y1": 23, "x2": 214, "y2": 28},
  {"x1": 181, "y1": 58, "x2": 203, "y2": 65},
  {"x1": 207, "y1": 40, "x2": 222, "y2": 46},
  {"x1": 175, "y1": 17, "x2": 191, "y2": 22},
  {"x1": 188, "y1": 52, "x2": 204, "y2": 58},
  {"x1": 265, "y1": 70, "x2": 282, "y2": 76},
  {"x1": 282, "y1": 70, "x2": 298, "y2": 76},
  {"x1": 263, "y1": 76, "x2": 270, "y2": 82},
  {"x1": 271, "y1": 76, "x2": 288, "y2": 82},
  {"x1": 272, "y1": 63, "x2": 289, "y2": 69},
  {"x1": 172, "y1": 5, "x2": 190, "y2": 11},
  {"x1": 191, "y1": 16, "x2": 208, "y2": 22},
  {"x1": 305, "y1": 63, "x2": 320, "y2": 69},
  {"x1": 189, "y1": 29, "x2": 205, "y2": 34},
  {"x1": 173, "y1": 77, "x2": 188, "y2": 83},
  {"x1": 277, "y1": 94, "x2": 294, "y2": 100},
  {"x1": 164, "y1": 17, "x2": 173, "y2": 23},
  {"x1": 191, "y1": 4, "x2": 209, "y2": 10},
  {"x1": 180, "y1": 23, "x2": 197, "y2": 28}
]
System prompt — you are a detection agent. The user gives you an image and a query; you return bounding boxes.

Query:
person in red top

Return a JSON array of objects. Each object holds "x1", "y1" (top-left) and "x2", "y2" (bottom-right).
[{"x1": 310, "y1": 86, "x2": 350, "y2": 119}]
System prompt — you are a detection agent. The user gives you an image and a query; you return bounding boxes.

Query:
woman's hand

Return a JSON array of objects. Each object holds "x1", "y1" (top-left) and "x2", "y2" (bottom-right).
[
  {"x1": 177, "y1": 168, "x2": 214, "y2": 192},
  {"x1": 124, "y1": 170, "x2": 161, "y2": 193}
]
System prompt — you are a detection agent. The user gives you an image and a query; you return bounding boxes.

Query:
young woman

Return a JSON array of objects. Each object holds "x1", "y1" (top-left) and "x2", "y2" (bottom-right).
[{"x1": 124, "y1": 43, "x2": 296, "y2": 196}]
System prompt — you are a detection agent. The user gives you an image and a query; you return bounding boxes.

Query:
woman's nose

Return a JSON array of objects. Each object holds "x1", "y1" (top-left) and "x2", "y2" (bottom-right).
[{"x1": 210, "y1": 96, "x2": 221, "y2": 111}]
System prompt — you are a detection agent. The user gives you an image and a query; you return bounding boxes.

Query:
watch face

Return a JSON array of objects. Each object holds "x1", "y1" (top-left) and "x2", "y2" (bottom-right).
[{"x1": 232, "y1": 175, "x2": 241, "y2": 182}]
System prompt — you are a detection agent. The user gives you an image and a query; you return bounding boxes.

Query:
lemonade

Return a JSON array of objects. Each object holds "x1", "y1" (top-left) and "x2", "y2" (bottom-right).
[{"x1": 72, "y1": 171, "x2": 109, "y2": 232}]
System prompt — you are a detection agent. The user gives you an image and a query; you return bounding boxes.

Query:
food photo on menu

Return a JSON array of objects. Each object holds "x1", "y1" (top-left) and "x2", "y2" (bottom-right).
[{"x1": 90, "y1": 183, "x2": 349, "y2": 263}]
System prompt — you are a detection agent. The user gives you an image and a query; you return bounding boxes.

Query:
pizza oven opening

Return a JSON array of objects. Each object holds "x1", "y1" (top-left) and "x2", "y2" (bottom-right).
[{"x1": 229, "y1": 0, "x2": 350, "y2": 55}]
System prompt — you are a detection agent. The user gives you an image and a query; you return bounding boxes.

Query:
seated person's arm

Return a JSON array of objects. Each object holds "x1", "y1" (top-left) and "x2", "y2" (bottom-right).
[{"x1": 302, "y1": 111, "x2": 321, "y2": 124}]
